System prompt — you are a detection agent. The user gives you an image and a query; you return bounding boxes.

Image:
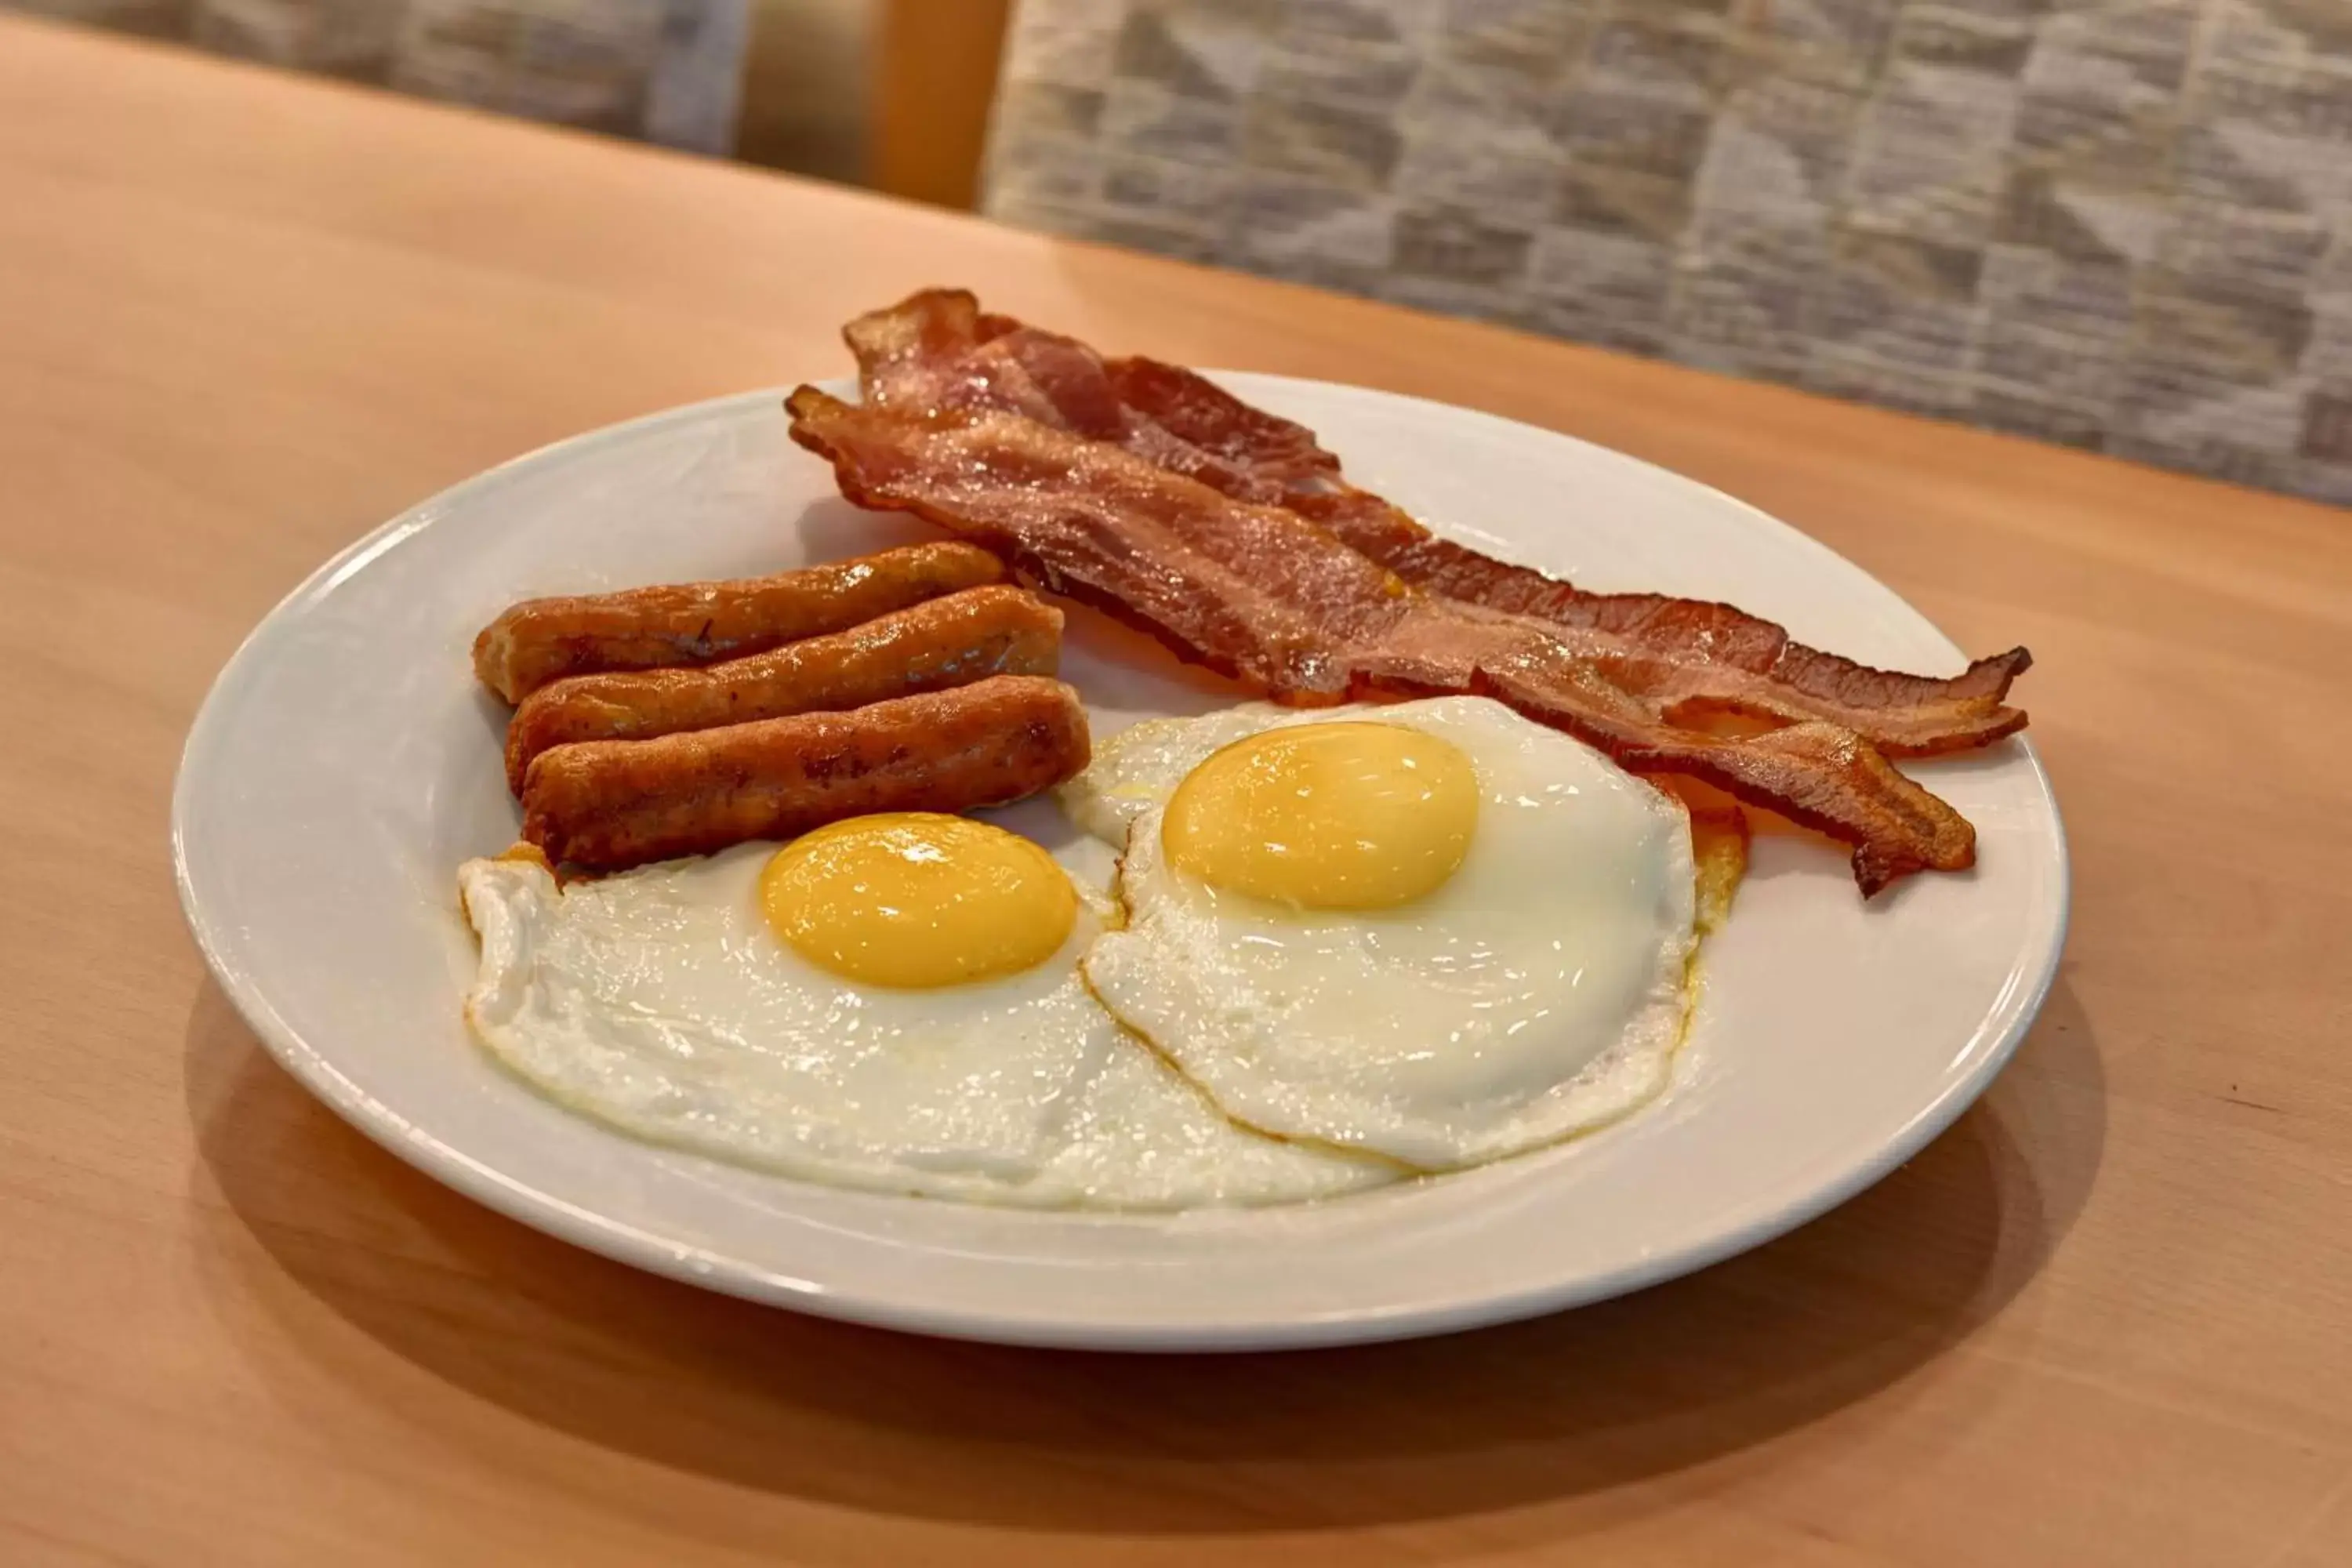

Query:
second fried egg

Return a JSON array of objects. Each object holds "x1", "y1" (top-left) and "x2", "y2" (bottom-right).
[{"x1": 1066, "y1": 697, "x2": 1699, "y2": 1171}]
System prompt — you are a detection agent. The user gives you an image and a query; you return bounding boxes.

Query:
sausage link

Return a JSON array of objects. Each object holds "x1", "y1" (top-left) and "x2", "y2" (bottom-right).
[
  {"x1": 502, "y1": 585, "x2": 1062, "y2": 793},
  {"x1": 472, "y1": 540, "x2": 1004, "y2": 702},
  {"x1": 521, "y1": 675, "x2": 1091, "y2": 870}
]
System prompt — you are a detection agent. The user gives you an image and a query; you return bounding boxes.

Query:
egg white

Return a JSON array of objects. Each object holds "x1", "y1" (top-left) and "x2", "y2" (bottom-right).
[
  {"x1": 457, "y1": 841, "x2": 1393, "y2": 1209},
  {"x1": 1068, "y1": 697, "x2": 1698, "y2": 1171}
]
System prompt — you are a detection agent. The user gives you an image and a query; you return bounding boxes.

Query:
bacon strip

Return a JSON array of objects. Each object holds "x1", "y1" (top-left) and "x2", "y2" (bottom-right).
[
  {"x1": 1293, "y1": 489, "x2": 2031, "y2": 756},
  {"x1": 847, "y1": 289, "x2": 2029, "y2": 757},
  {"x1": 785, "y1": 388, "x2": 1976, "y2": 893}
]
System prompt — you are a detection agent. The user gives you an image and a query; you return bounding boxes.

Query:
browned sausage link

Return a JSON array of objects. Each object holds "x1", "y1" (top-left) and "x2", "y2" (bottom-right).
[
  {"x1": 502, "y1": 585, "x2": 1062, "y2": 794},
  {"x1": 521, "y1": 675, "x2": 1091, "y2": 870},
  {"x1": 472, "y1": 541, "x2": 1004, "y2": 703}
]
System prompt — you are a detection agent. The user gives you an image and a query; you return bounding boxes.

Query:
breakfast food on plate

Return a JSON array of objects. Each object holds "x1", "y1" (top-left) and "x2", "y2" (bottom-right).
[
  {"x1": 473, "y1": 539, "x2": 1004, "y2": 702},
  {"x1": 503, "y1": 583, "x2": 1063, "y2": 791},
  {"x1": 848, "y1": 291, "x2": 2031, "y2": 757},
  {"x1": 788, "y1": 384, "x2": 1975, "y2": 893},
  {"x1": 460, "y1": 688, "x2": 1742, "y2": 1207},
  {"x1": 456, "y1": 831, "x2": 1396, "y2": 1207},
  {"x1": 448, "y1": 288, "x2": 2038, "y2": 1212},
  {"x1": 518, "y1": 673, "x2": 1091, "y2": 870},
  {"x1": 1065, "y1": 698, "x2": 1711, "y2": 1169},
  {"x1": 787, "y1": 289, "x2": 2034, "y2": 892}
]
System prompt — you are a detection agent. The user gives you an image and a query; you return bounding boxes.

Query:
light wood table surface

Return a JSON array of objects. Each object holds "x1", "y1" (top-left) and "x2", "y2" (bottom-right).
[{"x1": 5, "y1": 18, "x2": 2350, "y2": 1568}]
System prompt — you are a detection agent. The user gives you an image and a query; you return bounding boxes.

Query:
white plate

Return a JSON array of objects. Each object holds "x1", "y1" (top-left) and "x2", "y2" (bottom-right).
[{"x1": 173, "y1": 376, "x2": 2067, "y2": 1351}]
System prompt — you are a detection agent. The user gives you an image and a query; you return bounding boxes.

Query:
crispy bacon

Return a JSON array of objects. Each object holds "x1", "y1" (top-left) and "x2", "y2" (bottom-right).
[
  {"x1": 1292, "y1": 489, "x2": 2033, "y2": 755},
  {"x1": 846, "y1": 289, "x2": 2030, "y2": 757},
  {"x1": 785, "y1": 387, "x2": 1976, "y2": 892}
]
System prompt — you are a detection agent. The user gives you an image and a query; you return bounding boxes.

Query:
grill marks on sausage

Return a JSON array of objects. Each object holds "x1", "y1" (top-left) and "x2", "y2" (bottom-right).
[
  {"x1": 500, "y1": 585, "x2": 1063, "y2": 793},
  {"x1": 473, "y1": 542, "x2": 1080, "y2": 872},
  {"x1": 518, "y1": 677, "x2": 1091, "y2": 871},
  {"x1": 470, "y1": 540, "x2": 1005, "y2": 702}
]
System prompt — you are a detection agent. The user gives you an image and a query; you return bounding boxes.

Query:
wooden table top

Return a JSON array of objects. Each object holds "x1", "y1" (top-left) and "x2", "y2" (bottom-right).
[{"x1": 6, "y1": 18, "x2": 2350, "y2": 1567}]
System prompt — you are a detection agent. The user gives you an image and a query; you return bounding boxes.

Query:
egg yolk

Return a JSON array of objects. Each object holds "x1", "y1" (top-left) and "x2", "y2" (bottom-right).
[
  {"x1": 1162, "y1": 722, "x2": 1478, "y2": 910},
  {"x1": 760, "y1": 813, "x2": 1077, "y2": 989}
]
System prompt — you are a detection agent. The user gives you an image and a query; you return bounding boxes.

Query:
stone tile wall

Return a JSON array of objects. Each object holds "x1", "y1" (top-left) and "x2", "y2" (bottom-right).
[{"x1": 986, "y1": 0, "x2": 2352, "y2": 503}]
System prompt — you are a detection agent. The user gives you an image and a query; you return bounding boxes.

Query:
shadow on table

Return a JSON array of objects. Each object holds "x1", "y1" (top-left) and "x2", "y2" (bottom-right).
[{"x1": 183, "y1": 977, "x2": 2103, "y2": 1534}]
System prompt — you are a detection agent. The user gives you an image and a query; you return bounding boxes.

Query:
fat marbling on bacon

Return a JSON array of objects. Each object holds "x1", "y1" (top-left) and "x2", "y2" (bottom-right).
[
  {"x1": 786, "y1": 384, "x2": 1982, "y2": 895},
  {"x1": 845, "y1": 290, "x2": 2031, "y2": 759}
]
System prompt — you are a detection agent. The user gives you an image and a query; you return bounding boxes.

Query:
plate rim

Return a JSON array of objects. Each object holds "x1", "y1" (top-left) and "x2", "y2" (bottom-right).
[{"x1": 172, "y1": 379, "x2": 2071, "y2": 1352}]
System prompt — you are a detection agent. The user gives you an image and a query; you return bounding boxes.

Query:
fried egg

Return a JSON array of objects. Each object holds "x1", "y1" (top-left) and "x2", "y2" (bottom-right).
[
  {"x1": 1065, "y1": 697, "x2": 1699, "y2": 1171},
  {"x1": 457, "y1": 815, "x2": 1393, "y2": 1209}
]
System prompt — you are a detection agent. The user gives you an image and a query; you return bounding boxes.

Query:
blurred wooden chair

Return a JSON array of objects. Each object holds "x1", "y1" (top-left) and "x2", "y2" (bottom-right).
[{"x1": 10, "y1": 0, "x2": 751, "y2": 152}]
